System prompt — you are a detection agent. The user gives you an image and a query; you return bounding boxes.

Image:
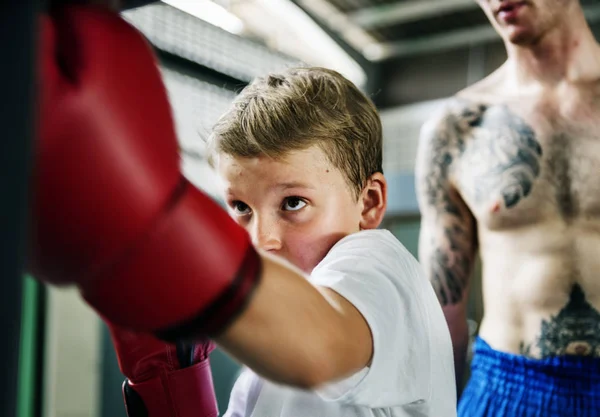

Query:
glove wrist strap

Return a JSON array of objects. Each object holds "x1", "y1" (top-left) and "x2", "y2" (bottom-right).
[{"x1": 123, "y1": 357, "x2": 218, "y2": 417}]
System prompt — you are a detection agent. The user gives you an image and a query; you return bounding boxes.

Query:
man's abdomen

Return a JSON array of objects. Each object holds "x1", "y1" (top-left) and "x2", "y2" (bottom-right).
[{"x1": 477, "y1": 225, "x2": 600, "y2": 359}]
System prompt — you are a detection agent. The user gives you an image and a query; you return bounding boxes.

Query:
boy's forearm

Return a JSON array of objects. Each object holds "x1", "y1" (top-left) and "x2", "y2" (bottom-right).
[{"x1": 215, "y1": 254, "x2": 369, "y2": 389}]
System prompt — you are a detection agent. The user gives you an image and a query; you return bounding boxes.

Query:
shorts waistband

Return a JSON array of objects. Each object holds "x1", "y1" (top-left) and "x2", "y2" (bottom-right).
[{"x1": 470, "y1": 337, "x2": 600, "y2": 395}]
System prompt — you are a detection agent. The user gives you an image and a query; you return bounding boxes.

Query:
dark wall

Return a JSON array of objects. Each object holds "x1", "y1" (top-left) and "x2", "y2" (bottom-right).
[
  {"x1": 375, "y1": 40, "x2": 507, "y2": 108},
  {"x1": 375, "y1": 20, "x2": 600, "y2": 109},
  {"x1": 1, "y1": 2, "x2": 39, "y2": 417}
]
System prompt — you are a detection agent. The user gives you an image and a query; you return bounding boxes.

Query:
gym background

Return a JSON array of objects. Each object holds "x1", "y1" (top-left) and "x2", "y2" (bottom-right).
[{"x1": 4, "y1": 1, "x2": 600, "y2": 416}]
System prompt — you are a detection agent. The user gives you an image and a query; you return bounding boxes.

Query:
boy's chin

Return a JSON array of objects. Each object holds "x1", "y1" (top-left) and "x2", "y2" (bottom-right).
[
  {"x1": 296, "y1": 261, "x2": 317, "y2": 276},
  {"x1": 269, "y1": 253, "x2": 313, "y2": 275},
  {"x1": 285, "y1": 256, "x2": 318, "y2": 276}
]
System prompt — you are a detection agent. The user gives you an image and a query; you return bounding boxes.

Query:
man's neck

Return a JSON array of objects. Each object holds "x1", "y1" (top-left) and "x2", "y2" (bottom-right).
[{"x1": 505, "y1": 8, "x2": 600, "y2": 88}]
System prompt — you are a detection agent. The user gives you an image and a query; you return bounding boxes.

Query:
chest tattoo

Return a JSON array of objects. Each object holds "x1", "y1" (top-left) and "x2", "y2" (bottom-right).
[{"x1": 462, "y1": 105, "x2": 543, "y2": 210}]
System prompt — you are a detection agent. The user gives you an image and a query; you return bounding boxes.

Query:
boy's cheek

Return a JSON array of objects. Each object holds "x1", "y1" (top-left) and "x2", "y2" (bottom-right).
[{"x1": 284, "y1": 229, "x2": 344, "y2": 273}]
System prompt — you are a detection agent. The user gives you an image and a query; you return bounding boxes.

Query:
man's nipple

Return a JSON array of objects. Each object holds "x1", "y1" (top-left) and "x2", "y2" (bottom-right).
[{"x1": 490, "y1": 200, "x2": 502, "y2": 213}]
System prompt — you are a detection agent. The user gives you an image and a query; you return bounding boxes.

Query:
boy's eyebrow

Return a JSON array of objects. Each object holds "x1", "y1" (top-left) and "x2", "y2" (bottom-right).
[{"x1": 275, "y1": 182, "x2": 315, "y2": 190}]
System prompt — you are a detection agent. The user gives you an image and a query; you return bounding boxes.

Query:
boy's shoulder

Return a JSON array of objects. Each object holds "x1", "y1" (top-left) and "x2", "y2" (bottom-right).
[
  {"x1": 314, "y1": 229, "x2": 422, "y2": 279},
  {"x1": 328, "y1": 229, "x2": 414, "y2": 259}
]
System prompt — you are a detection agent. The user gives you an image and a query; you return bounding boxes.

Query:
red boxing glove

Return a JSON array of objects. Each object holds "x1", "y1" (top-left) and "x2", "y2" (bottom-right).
[
  {"x1": 108, "y1": 323, "x2": 219, "y2": 417},
  {"x1": 31, "y1": 6, "x2": 260, "y2": 417},
  {"x1": 32, "y1": 6, "x2": 260, "y2": 338}
]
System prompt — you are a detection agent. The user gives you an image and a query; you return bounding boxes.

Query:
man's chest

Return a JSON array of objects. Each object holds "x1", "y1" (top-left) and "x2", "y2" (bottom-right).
[{"x1": 454, "y1": 101, "x2": 600, "y2": 230}]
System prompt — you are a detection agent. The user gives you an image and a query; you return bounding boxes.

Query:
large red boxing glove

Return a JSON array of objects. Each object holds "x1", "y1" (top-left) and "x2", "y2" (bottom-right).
[
  {"x1": 108, "y1": 324, "x2": 219, "y2": 417},
  {"x1": 32, "y1": 6, "x2": 261, "y2": 417},
  {"x1": 31, "y1": 6, "x2": 260, "y2": 338}
]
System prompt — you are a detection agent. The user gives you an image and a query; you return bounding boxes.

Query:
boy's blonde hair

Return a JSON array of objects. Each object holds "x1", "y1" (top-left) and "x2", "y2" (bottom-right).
[{"x1": 207, "y1": 67, "x2": 382, "y2": 199}]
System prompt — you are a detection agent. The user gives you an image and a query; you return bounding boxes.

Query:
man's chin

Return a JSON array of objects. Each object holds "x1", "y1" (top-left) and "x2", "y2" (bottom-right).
[{"x1": 505, "y1": 27, "x2": 539, "y2": 46}]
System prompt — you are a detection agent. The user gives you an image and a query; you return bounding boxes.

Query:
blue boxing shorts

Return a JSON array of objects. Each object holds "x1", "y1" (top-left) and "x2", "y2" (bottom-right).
[{"x1": 458, "y1": 337, "x2": 600, "y2": 417}]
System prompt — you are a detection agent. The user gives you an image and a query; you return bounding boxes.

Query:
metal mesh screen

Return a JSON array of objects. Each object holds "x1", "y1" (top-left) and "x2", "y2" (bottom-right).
[
  {"x1": 123, "y1": 3, "x2": 302, "y2": 83},
  {"x1": 161, "y1": 67, "x2": 236, "y2": 153},
  {"x1": 121, "y1": 3, "x2": 304, "y2": 194},
  {"x1": 380, "y1": 98, "x2": 448, "y2": 174},
  {"x1": 159, "y1": 67, "x2": 237, "y2": 196}
]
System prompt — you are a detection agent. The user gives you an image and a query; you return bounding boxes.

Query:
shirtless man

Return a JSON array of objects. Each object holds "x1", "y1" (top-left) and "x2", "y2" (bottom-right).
[{"x1": 416, "y1": 0, "x2": 600, "y2": 415}]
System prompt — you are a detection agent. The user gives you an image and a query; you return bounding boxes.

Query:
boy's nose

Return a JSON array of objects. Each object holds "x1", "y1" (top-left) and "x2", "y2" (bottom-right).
[{"x1": 251, "y1": 218, "x2": 283, "y2": 252}]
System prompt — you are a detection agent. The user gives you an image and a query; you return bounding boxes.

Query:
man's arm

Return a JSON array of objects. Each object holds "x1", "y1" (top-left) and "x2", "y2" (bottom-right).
[
  {"x1": 216, "y1": 254, "x2": 373, "y2": 389},
  {"x1": 415, "y1": 111, "x2": 478, "y2": 395}
]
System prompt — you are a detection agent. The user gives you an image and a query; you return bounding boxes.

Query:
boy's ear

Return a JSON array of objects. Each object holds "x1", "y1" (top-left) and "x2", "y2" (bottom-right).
[{"x1": 359, "y1": 173, "x2": 387, "y2": 230}]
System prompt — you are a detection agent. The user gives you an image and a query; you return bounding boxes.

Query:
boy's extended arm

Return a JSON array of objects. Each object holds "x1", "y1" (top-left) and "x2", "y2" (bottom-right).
[
  {"x1": 216, "y1": 253, "x2": 374, "y2": 388},
  {"x1": 109, "y1": 253, "x2": 372, "y2": 417}
]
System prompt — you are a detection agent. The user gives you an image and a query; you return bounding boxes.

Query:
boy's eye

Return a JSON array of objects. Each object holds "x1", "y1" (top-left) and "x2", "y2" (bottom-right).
[
  {"x1": 232, "y1": 201, "x2": 251, "y2": 215},
  {"x1": 282, "y1": 197, "x2": 307, "y2": 212}
]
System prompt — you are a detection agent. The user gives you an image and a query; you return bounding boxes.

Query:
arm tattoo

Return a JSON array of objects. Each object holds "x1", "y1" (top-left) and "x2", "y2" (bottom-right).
[
  {"x1": 520, "y1": 284, "x2": 600, "y2": 358},
  {"x1": 420, "y1": 102, "x2": 545, "y2": 306},
  {"x1": 430, "y1": 223, "x2": 475, "y2": 306},
  {"x1": 418, "y1": 101, "x2": 481, "y2": 306}
]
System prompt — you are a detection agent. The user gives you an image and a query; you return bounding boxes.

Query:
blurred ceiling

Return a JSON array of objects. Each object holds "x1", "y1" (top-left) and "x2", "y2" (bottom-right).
[
  {"x1": 294, "y1": 0, "x2": 491, "y2": 62},
  {"x1": 217, "y1": 0, "x2": 495, "y2": 72},
  {"x1": 150, "y1": 0, "x2": 600, "y2": 108},
  {"x1": 292, "y1": 0, "x2": 600, "y2": 61}
]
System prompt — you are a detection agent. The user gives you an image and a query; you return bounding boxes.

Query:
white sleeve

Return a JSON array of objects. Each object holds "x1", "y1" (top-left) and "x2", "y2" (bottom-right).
[
  {"x1": 309, "y1": 230, "x2": 431, "y2": 408},
  {"x1": 223, "y1": 368, "x2": 263, "y2": 417}
]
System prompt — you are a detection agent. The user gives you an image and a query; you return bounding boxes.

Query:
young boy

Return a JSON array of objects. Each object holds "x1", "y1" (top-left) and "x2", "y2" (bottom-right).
[{"x1": 205, "y1": 67, "x2": 457, "y2": 417}]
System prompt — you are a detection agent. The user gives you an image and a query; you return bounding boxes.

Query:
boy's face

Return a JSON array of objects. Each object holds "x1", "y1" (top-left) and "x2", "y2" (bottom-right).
[{"x1": 217, "y1": 145, "x2": 385, "y2": 273}]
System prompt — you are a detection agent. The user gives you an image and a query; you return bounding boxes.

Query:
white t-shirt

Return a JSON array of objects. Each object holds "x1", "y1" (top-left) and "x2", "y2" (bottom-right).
[{"x1": 223, "y1": 230, "x2": 457, "y2": 417}]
